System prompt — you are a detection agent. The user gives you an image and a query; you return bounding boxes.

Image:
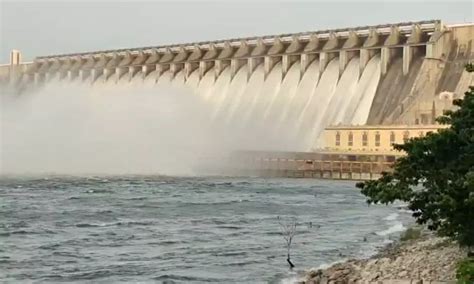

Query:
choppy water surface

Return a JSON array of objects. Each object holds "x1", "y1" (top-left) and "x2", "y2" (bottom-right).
[{"x1": 0, "y1": 176, "x2": 411, "y2": 283}]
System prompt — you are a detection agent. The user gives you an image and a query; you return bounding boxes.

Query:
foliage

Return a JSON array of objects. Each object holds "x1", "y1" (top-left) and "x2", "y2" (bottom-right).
[
  {"x1": 356, "y1": 64, "x2": 474, "y2": 248},
  {"x1": 456, "y1": 257, "x2": 474, "y2": 283}
]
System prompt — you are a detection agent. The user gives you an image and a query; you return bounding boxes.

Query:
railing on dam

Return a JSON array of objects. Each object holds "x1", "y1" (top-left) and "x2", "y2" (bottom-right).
[
  {"x1": 220, "y1": 150, "x2": 399, "y2": 180},
  {"x1": 1, "y1": 19, "x2": 455, "y2": 86},
  {"x1": 225, "y1": 157, "x2": 395, "y2": 180}
]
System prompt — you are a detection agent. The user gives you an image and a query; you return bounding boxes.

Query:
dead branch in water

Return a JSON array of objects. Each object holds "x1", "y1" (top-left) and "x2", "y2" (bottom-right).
[{"x1": 278, "y1": 216, "x2": 297, "y2": 269}]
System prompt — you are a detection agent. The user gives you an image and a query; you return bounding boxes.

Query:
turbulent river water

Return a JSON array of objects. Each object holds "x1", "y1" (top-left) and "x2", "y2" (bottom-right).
[{"x1": 0, "y1": 176, "x2": 413, "y2": 283}]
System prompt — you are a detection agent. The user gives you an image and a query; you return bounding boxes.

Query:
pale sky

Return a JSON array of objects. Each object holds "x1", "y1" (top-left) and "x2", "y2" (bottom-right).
[{"x1": 0, "y1": 1, "x2": 473, "y2": 63}]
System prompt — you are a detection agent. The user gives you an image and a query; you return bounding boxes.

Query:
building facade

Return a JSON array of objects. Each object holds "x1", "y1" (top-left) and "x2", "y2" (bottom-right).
[{"x1": 322, "y1": 124, "x2": 446, "y2": 153}]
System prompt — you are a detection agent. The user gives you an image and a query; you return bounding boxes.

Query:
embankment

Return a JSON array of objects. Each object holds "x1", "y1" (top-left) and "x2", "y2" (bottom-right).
[{"x1": 301, "y1": 230, "x2": 465, "y2": 284}]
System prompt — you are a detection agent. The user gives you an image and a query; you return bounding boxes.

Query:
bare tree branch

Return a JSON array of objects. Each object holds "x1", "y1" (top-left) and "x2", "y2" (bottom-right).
[{"x1": 278, "y1": 216, "x2": 297, "y2": 268}]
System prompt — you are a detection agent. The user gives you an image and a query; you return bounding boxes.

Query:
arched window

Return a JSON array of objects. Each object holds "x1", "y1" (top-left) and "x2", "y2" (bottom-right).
[
  {"x1": 375, "y1": 131, "x2": 381, "y2": 147},
  {"x1": 403, "y1": 131, "x2": 410, "y2": 143},
  {"x1": 362, "y1": 131, "x2": 368, "y2": 147},
  {"x1": 335, "y1": 131, "x2": 341, "y2": 146},
  {"x1": 348, "y1": 132, "x2": 353, "y2": 147},
  {"x1": 390, "y1": 131, "x2": 396, "y2": 146}
]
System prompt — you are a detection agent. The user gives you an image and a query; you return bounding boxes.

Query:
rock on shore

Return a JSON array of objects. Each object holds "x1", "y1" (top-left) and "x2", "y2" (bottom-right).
[{"x1": 301, "y1": 234, "x2": 465, "y2": 283}]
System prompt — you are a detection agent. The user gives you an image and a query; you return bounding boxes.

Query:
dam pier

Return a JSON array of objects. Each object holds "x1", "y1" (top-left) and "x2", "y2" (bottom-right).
[
  {"x1": 1, "y1": 20, "x2": 473, "y2": 179},
  {"x1": 3, "y1": 20, "x2": 448, "y2": 85}
]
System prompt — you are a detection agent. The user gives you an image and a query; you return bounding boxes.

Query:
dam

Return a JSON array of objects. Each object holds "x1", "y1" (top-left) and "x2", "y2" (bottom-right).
[{"x1": 1, "y1": 20, "x2": 473, "y2": 176}]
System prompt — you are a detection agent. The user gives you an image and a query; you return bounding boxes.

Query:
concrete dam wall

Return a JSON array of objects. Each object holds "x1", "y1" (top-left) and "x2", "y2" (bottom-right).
[{"x1": 1, "y1": 20, "x2": 473, "y2": 152}]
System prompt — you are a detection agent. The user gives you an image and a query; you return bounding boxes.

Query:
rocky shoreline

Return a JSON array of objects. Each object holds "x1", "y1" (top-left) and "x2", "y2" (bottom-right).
[{"x1": 300, "y1": 229, "x2": 466, "y2": 283}]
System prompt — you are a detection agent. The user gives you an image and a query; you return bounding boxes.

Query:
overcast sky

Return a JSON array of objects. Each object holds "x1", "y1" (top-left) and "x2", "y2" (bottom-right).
[{"x1": 0, "y1": 1, "x2": 472, "y2": 63}]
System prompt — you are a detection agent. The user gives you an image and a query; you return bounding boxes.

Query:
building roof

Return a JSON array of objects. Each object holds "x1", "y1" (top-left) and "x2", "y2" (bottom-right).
[{"x1": 324, "y1": 124, "x2": 447, "y2": 130}]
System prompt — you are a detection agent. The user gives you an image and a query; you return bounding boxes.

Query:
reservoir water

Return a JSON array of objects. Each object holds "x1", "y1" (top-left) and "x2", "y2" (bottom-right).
[{"x1": 0, "y1": 176, "x2": 412, "y2": 283}]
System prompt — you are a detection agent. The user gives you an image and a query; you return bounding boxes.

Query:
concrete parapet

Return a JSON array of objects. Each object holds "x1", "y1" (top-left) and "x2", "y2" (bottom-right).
[
  {"x1": 145, "y1": 49, "x2": 160, "y2": 64},
  {"x1": 385, "y1": 26, "x2": 401, "y2": 46},
  {"x1": 94, "y1": 54, "x2": 109, "y2": 69},
  {"x1": 286, "y1": 35, "x2": 303, "y2": 54},
  {"x1": 173, "y1": 46, "x2": 189, "y2": 63},
  {"x1": 187, "y1": 45, "x2": 203, "y2": 61},
  {"x1": 6, "y1": 20, "x2": 459, "y2": 85},
  {"x1": 323, "y1": 32, "x2": 340, "y2": 51},
  {"x1": 118, "y1": 52, "x2": 133, "y2": 67},
  {"x1": 217, "y1": 42, "x2": 235, "y2": 60},
  {"x1": 234, "y1": 40, "x2": 250, "y2": 58},
  {"x1": 403, "y1": 25, "x2": 423, "y2": 75},
  {"x1": 159, "y1": 48, "x2": 175, "y2": 64},
  {"x1": 364, "y1": 28, "x2": 381, "y2": 48},
  {"x1": 304, "y1": 34, "x2": 320, "y2": 52},
  {"x1": 381, "y1": 26, "x2": 402, "y2": 75},
  {"x1": 251, "y1": 38, "x2": 268, "y2": 57},
  {"x1": 103, "y1": 54, "x2": 120, "y2": 81},
  {"x1": 268, "y1": 38, "x2": 285, "y2": 55},
  {"x1": 343, "y1": 30, "x2": 361, "y2": 49},
  {"x1": 203, "y1": 44, "x2": 218, "y2": 60}
]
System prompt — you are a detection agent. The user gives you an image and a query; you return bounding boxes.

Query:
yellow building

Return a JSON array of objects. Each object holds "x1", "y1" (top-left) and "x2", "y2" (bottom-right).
[{"x1": 322, "y1": 124, "x2": 447, "y2": 154}]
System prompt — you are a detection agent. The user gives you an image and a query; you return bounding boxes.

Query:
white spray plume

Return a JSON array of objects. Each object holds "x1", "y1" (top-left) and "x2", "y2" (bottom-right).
[{"x1": 0, "y1": 78, "x2": 295, "y2": 176}]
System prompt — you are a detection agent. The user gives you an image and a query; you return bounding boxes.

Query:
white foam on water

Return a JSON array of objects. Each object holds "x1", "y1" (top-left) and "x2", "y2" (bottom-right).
[
  {"x1": 376, "y1": 222, "x2": 406, "y2": 236},
  {"x1": 280, "y1": 273, "x2": 300, "y2": 284},
  {"x1": 384, "y1": 213, "x2": 399, "y2": 221}
]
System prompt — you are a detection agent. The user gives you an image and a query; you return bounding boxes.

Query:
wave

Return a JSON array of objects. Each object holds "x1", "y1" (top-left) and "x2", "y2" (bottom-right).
[
  {"x1": 398, "y1": 208, "x2": 413, "y2": 214},
  {"x1": 0, "y1": 229, "x2": 55, "y2": 236},
  {"x1": 74, "y1": 220, "x2": 153, "y2": 228},
  {"x1": 127, "y1": 196, "x2": 147, "y2": 201},
  {"x1": 178, "y1": 199, "x2": 250, "y2": 206},
  {"x1": 384, "y1": 213, "x2": 399, "y2": 221},
  {"x1": 75, "y1": 223, "x2": 108, "y2": 228},
  {"x1": 85, "y1": 189, "x2": 113, "y2": 194},
  {"x1": 375, "y1": 222, "x2": 406, "y2": 236},
  {"x1": 153, "y1": 274, "x2": 224, "y2": 282},
  {"x1": 220, "y1": 259, "x2": 262, "y2": 267},
  {"x1": 217, "y1": 225, "x2": 241, "y2": 230}
]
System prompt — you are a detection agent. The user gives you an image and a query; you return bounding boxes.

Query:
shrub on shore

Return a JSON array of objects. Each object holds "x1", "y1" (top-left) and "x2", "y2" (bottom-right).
[
  {"x1": 357, "y1": 64, "x2": 474, "y2": 255},
  {"x1": 456, "y1": 257, "x2": 474, "y2": 283}
]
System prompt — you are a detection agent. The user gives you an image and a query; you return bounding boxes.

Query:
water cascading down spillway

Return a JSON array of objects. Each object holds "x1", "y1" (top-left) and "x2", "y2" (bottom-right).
[{"x1": 3, "y1": 20, "x2": 446, "y2": 155}]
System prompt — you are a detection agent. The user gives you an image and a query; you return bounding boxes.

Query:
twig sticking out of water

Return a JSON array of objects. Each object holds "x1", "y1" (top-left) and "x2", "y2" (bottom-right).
[{"x1": 278, "y1": 216, "x2": 297, "y2": 269}]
